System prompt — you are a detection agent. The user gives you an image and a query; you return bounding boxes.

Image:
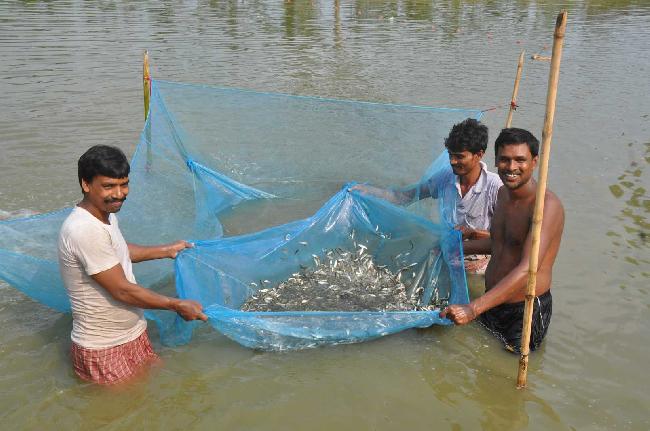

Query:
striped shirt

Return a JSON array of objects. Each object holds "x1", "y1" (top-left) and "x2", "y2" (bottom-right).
[{"x1": 427, "y1": 161, "x2": 502, "y2": 230}]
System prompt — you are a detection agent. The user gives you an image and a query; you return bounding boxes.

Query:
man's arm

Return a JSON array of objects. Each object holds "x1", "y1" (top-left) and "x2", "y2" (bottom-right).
[
  {"x1": 456, "y1": 226, "x2": 491, "y2": 241},
  {"x1": 349, "y1": 184, "x2": 415, "y2": 205},
  {"x1": 92, "y1": 264, "x2": 207, "y2": 321},
  {"x1": 456, "y1": 177, "x2": 502, "y2": 241},
  {"x1": 442, "y1": 195, "x2": 564, "y2": 324},
  {"x1": 128, "y1": 240, "x2": 193, "y2": 263},
  {"x1": 462, "y1": 237, "x2": 491, "y2": 255},
  {"x1": 349, "y1": 181, "x2": 434, "y2": 205}
]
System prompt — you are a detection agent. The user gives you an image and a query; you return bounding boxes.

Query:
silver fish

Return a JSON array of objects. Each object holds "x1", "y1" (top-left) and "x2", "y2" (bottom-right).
[
  {"x1": 241, "y1": 243, "x2": 445, "y2": 313},
  {"x1": 405, "y1": 250, "x2": 435, "y2": 300}
]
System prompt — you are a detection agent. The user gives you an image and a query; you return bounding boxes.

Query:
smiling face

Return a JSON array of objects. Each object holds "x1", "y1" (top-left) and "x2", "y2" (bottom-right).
[
  {"x1": 448, "y1": 149, "x2": 483, "y2": 177},
  {"x1": 496, "y1": 143, "x2": 538, "y2": 190},
  {"x1": 81, "y1": 175, "x2": 129, "y2": 217}
]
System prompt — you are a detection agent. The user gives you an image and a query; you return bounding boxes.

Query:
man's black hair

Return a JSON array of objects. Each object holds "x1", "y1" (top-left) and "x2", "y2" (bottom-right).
[
  {"x1": 78, "y1": 145, "x2": 130, "y2": 187},
  {"x1": 494, "y1": 128, "x2": 540, "y2": 158},
  {"x1": 444, "y1": 118, "x2": 488, "y2": 155}
]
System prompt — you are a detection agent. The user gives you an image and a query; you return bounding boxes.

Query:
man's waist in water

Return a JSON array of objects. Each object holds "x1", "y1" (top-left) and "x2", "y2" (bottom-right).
[{"x1": 484, "y1": 284, "x2": 552, "y2": 304}]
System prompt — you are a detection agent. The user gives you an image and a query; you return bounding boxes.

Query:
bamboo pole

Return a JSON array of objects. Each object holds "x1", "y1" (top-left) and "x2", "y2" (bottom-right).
[
  {"x1": 143, "y1": 51, "x2": 153, "y2": 171},
  {"x1": 517, "y1": 10, "x2": 567, "y2": 389},
  {"x1": 143, "y1": 50, "x2": 151, "y2": 121},
  {"x1": 505, "y1": 50, "x2": 525, "y2": 128}
]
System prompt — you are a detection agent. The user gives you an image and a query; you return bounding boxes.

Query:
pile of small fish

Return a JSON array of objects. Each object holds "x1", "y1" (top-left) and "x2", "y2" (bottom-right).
[{"x1": 241, "y1": 244, "x2": 442, "y2": 312}]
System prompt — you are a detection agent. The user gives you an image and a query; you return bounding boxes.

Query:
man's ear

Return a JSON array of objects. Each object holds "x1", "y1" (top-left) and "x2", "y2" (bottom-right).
[
  {"x1": 475, "y1": 150, "x2": 485, "y2": 160},
  {"x1": 81, "y1": 179, "x2": 90, "y2": 194},
  {"x1": 532, "y1": 155, "x2": 539, "y2": 168}
]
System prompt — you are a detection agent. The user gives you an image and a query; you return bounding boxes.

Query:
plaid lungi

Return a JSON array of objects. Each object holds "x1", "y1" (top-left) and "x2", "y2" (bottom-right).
[
  {"x1": 464, "y1": 254, "x2": 490, "y2": 275},
  {"x1": 71, "y1": 330, "x2": 159, "y2": 385}
]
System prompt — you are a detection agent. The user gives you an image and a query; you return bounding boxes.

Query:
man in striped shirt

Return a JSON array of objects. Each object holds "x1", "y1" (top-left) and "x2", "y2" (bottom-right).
[{"x1": 352, "y1": 118, "x2": 502, "y2": 273}]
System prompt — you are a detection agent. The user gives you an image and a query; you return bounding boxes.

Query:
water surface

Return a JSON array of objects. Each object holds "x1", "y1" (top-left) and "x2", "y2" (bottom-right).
[{"x1": 1, "y1": 1, "x2": 648, "y2": 429}]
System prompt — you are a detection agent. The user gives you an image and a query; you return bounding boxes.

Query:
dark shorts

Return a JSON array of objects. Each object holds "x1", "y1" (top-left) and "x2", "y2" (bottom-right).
[{"x1": 479, "y1": 291, "x2": 552, "y2": 353}]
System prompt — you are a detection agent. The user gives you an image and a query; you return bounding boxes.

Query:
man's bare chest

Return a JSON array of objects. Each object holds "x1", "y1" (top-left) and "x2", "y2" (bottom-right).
[{"x1": 492, "y1": 203, "x2": 532, "y2": 248}]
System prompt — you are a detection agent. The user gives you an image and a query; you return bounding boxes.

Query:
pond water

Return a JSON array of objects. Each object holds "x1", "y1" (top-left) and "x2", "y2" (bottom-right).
[{"x1": 0, "y1": 1, "x2": 648, "y2": 429}]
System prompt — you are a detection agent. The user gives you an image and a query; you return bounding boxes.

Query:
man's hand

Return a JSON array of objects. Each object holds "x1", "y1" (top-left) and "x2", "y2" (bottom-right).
[
  {"x1": 163, "y1": 240, "x2": 194, "y2": 259},
  {"x1": 455, "y1": 225, "x2": 476, "y2": 240},
  {"x1": 348, "y1": 184, "x2": 370, "y2": 194},
  {"x1": 128, "y1": 241, "x2": 194, "y2": 262},
  {"x1": 440, "y1": 304, "x2": 477, "y2": 325},
  {"x1": 171, "y1": 298, "x2": 208, "y2": 321}
]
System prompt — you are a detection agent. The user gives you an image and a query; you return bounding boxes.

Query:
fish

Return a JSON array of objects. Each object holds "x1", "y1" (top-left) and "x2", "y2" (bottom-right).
[
  {"x1": 405, "y1": 249, "x2": 435, "y2": 300},
  {"x1": 241, "y1": 243, "x2": 444, "y2": 313}
]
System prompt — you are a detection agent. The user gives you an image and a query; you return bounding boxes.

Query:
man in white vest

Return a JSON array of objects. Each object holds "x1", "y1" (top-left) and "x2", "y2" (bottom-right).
[{"x1": 58, "y1": 145, "x2": 207, "y2": 385}]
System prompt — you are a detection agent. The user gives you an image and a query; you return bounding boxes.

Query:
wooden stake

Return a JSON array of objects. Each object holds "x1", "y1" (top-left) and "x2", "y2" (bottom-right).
[
  {"x1": 143, "y1": 50, "x2": 151, "y2": 121},
  {"x1": 517, "y1": 10, "x2": 567, "y2": 389},
  {"x1": 143, "y1": 51, "x2": 153, "y2": 170},
  {"x1": 505, "y1": 50, "x2": 525, "y2": 128}
]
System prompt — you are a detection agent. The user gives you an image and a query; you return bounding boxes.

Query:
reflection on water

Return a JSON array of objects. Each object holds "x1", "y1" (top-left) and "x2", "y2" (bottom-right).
[
  {"x1": 607, "y1": 141, "x2": 649, "y2": 275},
  {"x1": 283, "y1": 0, "x2": 318, "y2": 40}
]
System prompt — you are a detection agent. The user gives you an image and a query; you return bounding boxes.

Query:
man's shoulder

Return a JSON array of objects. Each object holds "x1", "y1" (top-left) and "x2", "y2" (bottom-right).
[
  {"x1": 544, "y1": 189, "x2": 565, "y2": 215},
  {"x1": 60, "y1": 208, "x2": 106, "y2": 242},
  {"x1": 495, "y1": 185, "x2": 510, "y2": 203},
  {"x1": 427, "y1": 166, "x2": 455, "y2": 183},
  {"x1": 478, "y1": 162, "x2": 503, "y2": 185},
  {"x1": 545, "y1": 189, "x2": 563, "y2": 203},
  {"x1": 424, "y1": 167, "x2": 455, "y2": 198},
  {"x1": 484, "y1": 169, "x2": 503, "y2": 187}
]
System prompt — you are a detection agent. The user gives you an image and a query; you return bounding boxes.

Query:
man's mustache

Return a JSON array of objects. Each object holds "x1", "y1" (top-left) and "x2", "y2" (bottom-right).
[{"x1": 104, "y1": 197, "x2": 126, "y2": 204}]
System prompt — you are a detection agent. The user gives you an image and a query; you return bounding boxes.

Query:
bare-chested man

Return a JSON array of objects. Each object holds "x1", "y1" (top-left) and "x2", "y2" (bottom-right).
[{"x1": 441, "y1": 128, "x2": 564, "y2": 352}]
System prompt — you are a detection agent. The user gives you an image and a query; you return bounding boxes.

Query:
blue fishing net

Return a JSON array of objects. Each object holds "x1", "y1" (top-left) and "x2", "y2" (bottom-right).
[
  {"x1": 178, "y1": 187, "x2": 468, "y2": 350},
  {"x1": 0, "y1": 79, "x2": 481, "y2": 349}
]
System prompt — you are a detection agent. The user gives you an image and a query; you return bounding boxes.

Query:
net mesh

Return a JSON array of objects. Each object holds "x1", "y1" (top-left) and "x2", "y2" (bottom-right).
[{"x1": 0, "y1": 79, "x2": 481, "y2": 349}]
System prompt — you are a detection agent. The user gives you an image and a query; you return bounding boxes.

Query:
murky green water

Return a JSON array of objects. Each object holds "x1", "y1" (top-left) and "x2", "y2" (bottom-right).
[{"x1": 1, "y1": 0, "x2": 648, "y2": 429}]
